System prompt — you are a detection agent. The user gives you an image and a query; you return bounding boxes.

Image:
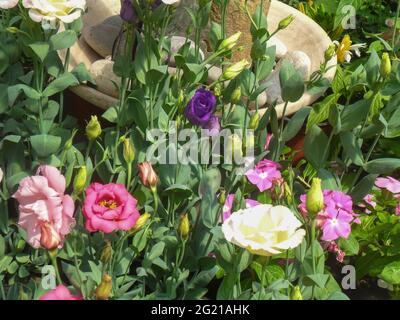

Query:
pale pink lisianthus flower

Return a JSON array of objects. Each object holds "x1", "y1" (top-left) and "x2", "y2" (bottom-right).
[
  {"x1": 83, "y1": 183, "x2": 140, "y2": 233},
  {"x1": 0, "y1": 0, "x2": 18, "y2": 9},
  {"x1": 375, "y1": 176, "x2": 400, "y2": 194},
  {"x1": 245, "y1": 159, "x2": 282, "y2": 192},
  {"x1": 39, "y1": 285, "x2": 83, "y2": 300},
  {"x1": 13, "y1": 165, "x2": 75, "y2": 249}
]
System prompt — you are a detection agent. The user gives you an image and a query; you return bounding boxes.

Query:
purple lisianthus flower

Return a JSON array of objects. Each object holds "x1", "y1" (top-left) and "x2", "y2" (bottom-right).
[
  {"x1": 203, "y1": 116, "x2": 220, "y2": 137},
  {"x1": 184, "y1": 88, "x2": 217, "y2": 127},
  {"x1": 120, "y1": 0, "x2": 137, "y2": 22}
]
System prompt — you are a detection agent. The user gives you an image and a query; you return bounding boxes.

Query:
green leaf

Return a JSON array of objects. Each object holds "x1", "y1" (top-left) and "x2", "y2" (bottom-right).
[
  {"x1": 31, "y1": 134, "x2": 61, "y2": 158},
  {"x1": 282, "y1": 107, "x2": 311, "y2": 141},
  {"x1": 304, "y1": 125, "x2": 329, "y2": 169},
  {"x1": 318, "y1": 168, "x2": 340, "y2": 190},
  {"x1": 49, "y1": 30, "x2": 77, "y2": 51},
  {"x1": 279, "y1": 60, "x2": 305, "y2": 102},
  {"x1": 350, "y1": 173, "x2": 378, "y2": 203},
  {"x1": 340, "y1": 131, "x2": 364, "y2": 166},
  {"x1": 147, "y1": 241, "x2": 165, "y2": 262},
  {"x1": 385, "y1": 107, "x2": 400, "y2": 138},
  {"x1": 380, "y1": 261, "x2": 400, "y2": 285},
  {"x1": 365, "y1": 50, "x2": 380, "y2": 87},
  {"x1": 8, "y1": 84, "x2": 41, "y2": 105},
  {"x1": 146, "y1": 65, "x2": 168, "y2": 86},
  {"x1": 72, "y1": 63, "x2": 95, "y2": 84},
  {"x1": 42, "y1": 73, "x2": 79, "y2": 97},
  {"x1": 29, "y1": 42, "x2": 50, "y2": 62},
  {"x1": 304, "y1": 274, "x2": 329, "y2": 289},
  {"x1": 341, "y1": 100, "x2": 370, "y2": 131},
  {"x1": 364, "y1": 158, "x2": 400, "y2": 174},
  {"x1": 338, "y1": 234, "x2": 359, "y2": 256},
  {"x1": 327, "y1": 291, "x2": 350, "y2": 300},
  {"x1": 306, "y1": 94, "x2": 338, "y2": 132},
  {"x1": 102, "y1": 107, "x2": 118, "y2": 123}
]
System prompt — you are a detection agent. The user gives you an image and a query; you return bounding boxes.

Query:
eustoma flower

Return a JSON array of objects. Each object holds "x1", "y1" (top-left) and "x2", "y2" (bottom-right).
[
  {"x1": 245, "y1": 159, "x2": 282, "y2": 192},
  {"x1": 375, "y1": 176, "x2": 400, "y2": 194},
  {"x1": 222, "y1": 194, "x2": 259, "y2": 221},
  {"x1": 0, "y1": 0, "x2": 18, "y2": 9},
  {"x1": 39, "y1": 285, "x2": 83, "y2": 300},
  {"x1": 222, "y1": 204, "x2": 305, "y2": 256},
  {"x1": 13, "y1": 165, "x2": 75, "y2": 250},
  {"x1": 184, "y1": 88, "x2": 219, "y2": 131},
  {"x1": 83, "y1": 183, "x2": 140, "y2": 233},
  {"x1": 299, "y1": 190, "x2": 359, "y2": 241},
  {"x1": 22, "y1": 0, "x2": 86, "y2": 24}
]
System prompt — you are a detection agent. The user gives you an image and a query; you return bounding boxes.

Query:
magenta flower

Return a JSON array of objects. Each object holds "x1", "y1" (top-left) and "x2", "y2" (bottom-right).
[
  {"x1": 222, "y1": 194, "x2": 259, "y2": 221},
  {"x1": 324, "y1": 190, "x2": 353, "y2": 213},
  {"x1": 39, "y1": 285, "x2": 83, "y2": 300},
  {"x1": 319, "y1": 207, "x2": 353, "y2": 241},
  {"x1": 396, "y1": 205, "x2": 400, "y2": 216},
  {"x1": 264, "y1": 133, "x2": 273, "y2": 151},
  {"x1": 357, "y1": 194, "x2": 376, "y2": 214},
  {"x1": 245, "y1": 159, "x2": 282, "y2": 192},
  {"x1": 375, "y1": 176, "x2": 400, "y2": 194},
  {"x1": 184, "y1": 88, "x2": 217, "y2": 127}
]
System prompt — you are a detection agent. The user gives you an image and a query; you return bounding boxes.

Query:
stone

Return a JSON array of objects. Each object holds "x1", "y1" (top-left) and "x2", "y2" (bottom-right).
[
  {"x1": 168, "y1": 36, "x2": 204, "y2": 66},
  {"x1": 266, "y1": 36, "x2": 287, "y2": 59},
  {"x1": 90, "y1": 59, "x2": 121, "y2": 98},
  {"x1": 83, "y1": 15, "x2": 123, "y2": 58},
  {"x1": 84, "y1": 0, "x2": 122, "y2": 27}
]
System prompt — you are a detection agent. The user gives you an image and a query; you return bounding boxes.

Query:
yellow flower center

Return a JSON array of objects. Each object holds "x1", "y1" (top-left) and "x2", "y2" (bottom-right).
[
  {"x1": 99, "y1": 200, "x2": 118, "y2": 209},
  {"x1": 336, "y1": 35, "x2": 352, "y2": 63}
]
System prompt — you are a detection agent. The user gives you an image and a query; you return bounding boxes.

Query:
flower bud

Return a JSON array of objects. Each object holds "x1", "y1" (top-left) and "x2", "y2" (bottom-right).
[
  {"x1": 178, "y1": 214, "x2": 190, "y2": 238},
  {"x1": 278, "y1": 15, "x2": 295, "y2": 30},
  {"x1": 100, "y1": 240, "x2": 113, "y2": 264},
  {"x1": 86, "y1": 115, "x2": 102, "y2": 140},
  {"x1": 226, "y1": 134, "x2": 243, "y2": 162},
  {"x1": 218, "y1": 32, "x2": 242, "y2": 52},
  {"x1": 249, "y1": 112, "x2": 260, "y2": 130},
  {"x1": 6, "y1": 27, "x2": 19, "y2": 34},
  {"x1": 40, "y1": 223, "x2": 61, "y2": 250},
  {"x1": 213, "y1": 82, "x2": 222, "y2": 97},
  {"x1": 291, "y1": 286, "x2": 303, "y2": 300},
  {"x1": 306, "y1": 178, "x2": 324, "y2": 216},
  {"x1": 220, "y1": 59, "x2": 249, "y2": 81},
  {"x1": 298, "y1": 3, "x2": 305, "y2": 14},
  {"x1": 138, "y1": 162, "x2": 159, "y2": 190},
  {"x1": 95, "y1": 273, "x2": 112, "y2": 300},
  {"x1": 19, "y1": 288, "x2": 29, "y2": 300},
  {"x1": 133, "y1": 212, "x2": 151, "y2": 231},
  {"x1": 219, "y1": 190, "x2": 226, "y2": 205},
  {"x1": 123, "y1": 138, "x2": 135, "y2": 164},
  {"x1": 230, "y1": 87, "x2": 242, "y2": 104},
  {"x1": 380, "y1": 52, "x2": 391, "y2": 78},
  {"x1": 324, "y1": 44, "x2": 336, "y2": 61},
  {"x1": 177, "y1": 89, "x2": 185, "y2": 105},
  {"x1": 73, "y1": 166, "x2": 87, "y2": 195}
]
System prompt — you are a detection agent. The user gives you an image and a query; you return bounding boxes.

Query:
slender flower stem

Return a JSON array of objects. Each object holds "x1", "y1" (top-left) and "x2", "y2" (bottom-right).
[
  {"x1": 48, "y1": 250, "x2": 62, "y2": 285},
  {"x1": 258, "y1": 256, "x2": 270, "y2": 300}
]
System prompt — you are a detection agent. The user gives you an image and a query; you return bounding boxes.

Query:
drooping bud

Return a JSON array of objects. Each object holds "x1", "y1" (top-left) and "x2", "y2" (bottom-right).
[
  {"x1": 230, "y1": 86, "x2": 242, "y2": 104},
  {"x1": 306, "y1": 178, "x2": 324, "y2": 216},
  {"x1": 123, "y1": 138, "x2": 135, "y2": 164},
  {"x1": 249, "y1": 112, "x2": 260, "y2": 130},
  {"x1": 278, "y1": 15, "x2": 295, "y2": 30},
  {"x1": 220, "y1": 59, "x2": 250, "y2": 81},
  {"x1": 178, "y1": 214, "x2": 190, "y2": 238},
  {"x1": 380, "y1": 52, "x2": 391, "y2": 78},
  {"x1": 86, "y1": 115, "x2": 102, "y2": 140},
  {"x1": 100, "y1": 240, "x2": 113, "y2": 264},
  {"x1": 73, "y1": 166, "x2": 87, "y2": 195},
  {"x1": 324, "y1": 44, "x2": 336, "y2": 61},
  {"x1": 95, "y1": 274, "x2": 112, "y2": 300},
  {"x1": 133, "y1": 212, "x2": 151, "y2": 231},
  {"x1": 40, "y1": 223, "x2": 61, "y2": 250},
  {"x1": 291, "y1": 286, "x2": 303, "y2": 300},
  {"x1": 218, "y1": 32, "x2": 242, "y2": 52},
  {"x1": 138, "y1": 162, "x2": 159, "y2": 191}
]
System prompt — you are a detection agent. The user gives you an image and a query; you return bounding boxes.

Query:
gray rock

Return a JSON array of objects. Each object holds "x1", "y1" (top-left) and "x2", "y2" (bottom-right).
[
  {"x1": 266, "y1": 36, "x2": 288, "y2": 59},
  {"x1": 90, "y1": 59, "x2": 121, "y2": 98}
]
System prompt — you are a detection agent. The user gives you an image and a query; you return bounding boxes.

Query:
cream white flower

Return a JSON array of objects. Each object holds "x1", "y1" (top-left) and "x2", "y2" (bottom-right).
[
  {"x1": 161, "y1": 0, "x2": 180, "y2": 5},
  {"x1": 0, "y1": 168, "x2": 3, "y2": 184},
  {"x1": 22, "y1": 0, "x2": 86, "y2": 24},
  {"x1": 222, "y1": 204, "x2": 306, "y2": 256},
  {"x1": 0, "y1": 0, "x2": 18, "y2": 9}
]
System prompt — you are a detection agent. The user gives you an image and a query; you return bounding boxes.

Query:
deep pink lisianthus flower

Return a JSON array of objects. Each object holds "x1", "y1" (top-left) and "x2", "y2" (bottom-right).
[
  {"x1": 222, "y1": 194, "x2": 260, "y2": 221},
  {"x1": 83, "y1": 183, "x2": 140, "y2": 233},
  {"x1": 396, "y1": 205, "x2": 400, "y2": 216},
  {"x1": 39, "y1": 285, "x2": 83, "y2": 300},
  {"x1": 320, "y1": 207, "x2": 353, "y2": 241},
  {"x1": 13, "y1": 165, "x2": 75, "y2": 249},
  {"x1": 375, "y1": 176, "x2": 400, "y2": 194},
  {"x1": 245, "y1": 159, "x2": 282, "y2": 192}
]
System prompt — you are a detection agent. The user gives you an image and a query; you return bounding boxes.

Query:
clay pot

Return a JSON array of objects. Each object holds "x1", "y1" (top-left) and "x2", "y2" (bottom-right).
[{"x1": 210, "y1": 0, "x2": 271, "y2": 61}]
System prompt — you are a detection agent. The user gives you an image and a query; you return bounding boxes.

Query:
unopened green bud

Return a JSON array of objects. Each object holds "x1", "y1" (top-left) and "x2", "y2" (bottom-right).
[
  {"x1": 249, "y1": 112, "x2": 260, "y2": 130},
  {"x1": 178, "y1": 214, "x2": 190, "y2": 238},
  {"x1": 226, "y1": 134, "x2": 243, "y2": 161},
  {"x1": 177, "y1": 89, "x2": 185, "y2": 105},
  {"x1": 220, "y1": 59, "x2": 249, "y2": 81},
  {"x1": 134, "y1": 212, "x2": 151, "y2": 231},
  {"x1": 86, "y1": 115, "x2": 102, "y2": 140},
  {"x1": 306, "y1": 178, "x2": 324, "y2": 216},
  {"x1": 380, "y1": 52, "x2": 391, "y2": 78},
  {"x1": 6, "y1": 27, "x2": 19, "y2": 34},
  {"x1": 213, "y1": 83, "x2": 222, "y2": 97},
  {"x1": 291, "y1": 286, "x2": 303, "y2": 300},
  {"x1": 219, "y1": 190, "x2": 227, "y2": 205},
  {"x1": 100, "y1": 240, "x2": 113, "y2": 264},
  {"x1": 278, "y1": 15, "x2": 295, "y2": 30},
  {"x1": 218, "y1": 32, "x2": 242, "y2": 52},
  {"x1": 123, "y1": 138, "x2": 135, "y2": 164},
  {"x1": 95, "y1": 274, "x2": 112, "y2": 300},
  {"x1": 230, "y1": 87, "x2": 242, "y2": 104},
  {"x1": 73, "y1": 166, "x2": 87, "y2": 195},
  {"x1": 324, "y1": 44, "x2": 336, "y2": 61}
]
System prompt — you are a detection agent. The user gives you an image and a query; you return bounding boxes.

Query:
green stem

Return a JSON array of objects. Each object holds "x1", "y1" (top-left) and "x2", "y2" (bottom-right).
[
  {"x1": 392, "y1": 0, "x2": 400, "y2": 55},
  {"x1": 258, "y1": 256, "x2": 270, "y2": 300},
  {"x1": 48, "y1": 250, "x2": 62, "y2": 285}
]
